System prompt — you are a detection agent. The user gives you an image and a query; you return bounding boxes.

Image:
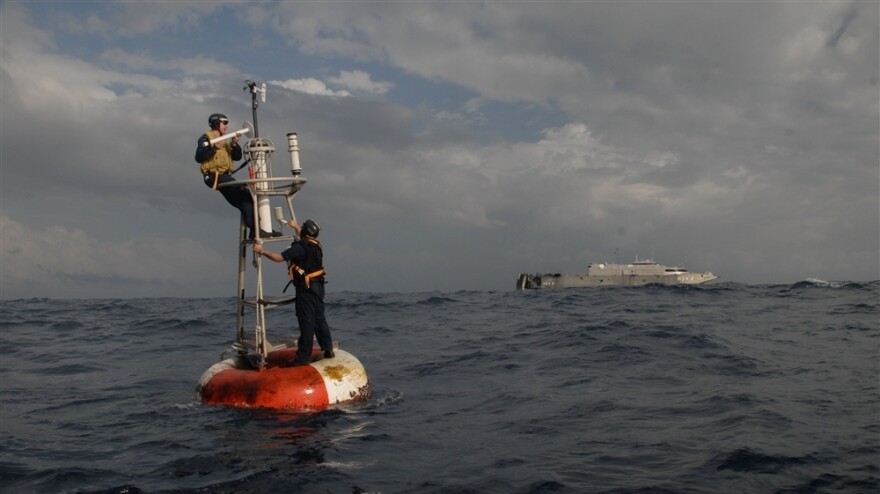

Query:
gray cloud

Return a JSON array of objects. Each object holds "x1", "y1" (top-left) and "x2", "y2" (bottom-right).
[
  {"x1": 1, "y1": 1, "x2": 877, "y2": 298},
  {"x1": 0, "y1": 214, "x2": 226, "y2": 298}
]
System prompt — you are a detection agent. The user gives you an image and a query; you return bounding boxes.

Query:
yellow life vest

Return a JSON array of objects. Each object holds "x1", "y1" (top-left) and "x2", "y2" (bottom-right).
[{"x1": 199, "y1": 128, "x2": 234, "y2": 175}]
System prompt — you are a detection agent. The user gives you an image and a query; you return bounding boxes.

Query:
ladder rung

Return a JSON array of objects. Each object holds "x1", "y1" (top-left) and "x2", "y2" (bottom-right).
[
  {"x1": 240, "y1": 235, "x2": 294, "y2": 245},
  {"x1": 243, "y1": 296, "x2": 297, "y2": 308},
  {"x1": 235, "y1": 338, "x2": 295, "y2": 351}
]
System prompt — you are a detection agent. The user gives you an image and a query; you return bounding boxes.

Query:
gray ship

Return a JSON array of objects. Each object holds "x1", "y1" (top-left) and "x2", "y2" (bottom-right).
[{"x1": 516, "y1": 257, "x2": 718, "y2": 290}]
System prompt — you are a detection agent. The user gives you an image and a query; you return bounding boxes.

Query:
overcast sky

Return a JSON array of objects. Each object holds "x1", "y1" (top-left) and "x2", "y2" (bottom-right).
[{"x1": 1, "y1": 1, "x2": 877, "y2": 299}]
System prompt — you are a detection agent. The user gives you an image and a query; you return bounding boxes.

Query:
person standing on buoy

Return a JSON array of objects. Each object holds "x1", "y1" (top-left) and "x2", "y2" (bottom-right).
[
  {"x1": 253, "y1": 219, "x2": 335, "y2": 366},
  {"x1": 195, "y1": 113, "x2": 258, "y2": 238}
]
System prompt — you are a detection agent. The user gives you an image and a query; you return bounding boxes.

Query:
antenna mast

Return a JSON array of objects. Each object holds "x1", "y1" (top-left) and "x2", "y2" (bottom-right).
[{"x1": 244, "y1": 80, "x2": 266, "y2": 137}]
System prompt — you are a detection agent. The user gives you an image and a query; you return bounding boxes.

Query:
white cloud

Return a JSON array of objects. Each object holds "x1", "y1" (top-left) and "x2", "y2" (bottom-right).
[
  {"x1": 100, "y1": 48, "x2": 239, "y2": 77},
  {"x1": 1, "y1": 30, "x2": 182, "y2": 119},
  {"x1": 269, "y1": 70, "x2": 392, "y2": 98},
  {"x1": 327, "y1": 70, "x2": 393, "y2": 95},
  {"x1": 271, "y1": 3, "x2": 593, "y2": 103},
  {"x1": 434, "y1": 97, "x2": 488, "y2": 125},
  {"x1": 328, "y1": 121, "x2": 755, "y2": 232},
  {"x1": 63, "y1": 1, "x2": 229, "y2": 38},
  {"x1": 269, "y1": 78, "x2": 351, "y2": 97}
]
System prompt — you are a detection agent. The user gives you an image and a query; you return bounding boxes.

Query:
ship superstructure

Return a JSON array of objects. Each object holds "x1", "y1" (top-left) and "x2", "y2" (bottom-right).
[{"x1": 516, "y1": 257, "x2": 717, "y2": 290}]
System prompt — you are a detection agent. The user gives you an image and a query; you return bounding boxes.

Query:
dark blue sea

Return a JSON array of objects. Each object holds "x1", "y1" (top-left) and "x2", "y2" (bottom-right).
[{"x1": 1, "y1": 280, "x2": 878, "y2": 494}]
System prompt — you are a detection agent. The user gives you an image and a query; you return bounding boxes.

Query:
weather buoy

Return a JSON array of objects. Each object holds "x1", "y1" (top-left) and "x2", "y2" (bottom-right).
[
  {"x1": 197, "y1": 347, "x2": 371, "y2": 410},
  {"x1": 195, "y1": 81, "x2": 371, "y2": 411}
]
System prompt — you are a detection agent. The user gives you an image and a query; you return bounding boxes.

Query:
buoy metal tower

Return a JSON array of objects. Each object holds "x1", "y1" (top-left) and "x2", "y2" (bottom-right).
[{"x1": 216, "y1": 80, "x2": 307, "y2": 369}]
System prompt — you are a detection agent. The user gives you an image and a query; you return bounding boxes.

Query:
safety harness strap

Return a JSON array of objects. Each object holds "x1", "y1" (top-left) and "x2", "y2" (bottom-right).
[
  {"x1": 287, "y1": 264, "x2": 325, "y2": 288},
  {"x1": 283, "y1": 237, "x2": 324, "y2": 293}
]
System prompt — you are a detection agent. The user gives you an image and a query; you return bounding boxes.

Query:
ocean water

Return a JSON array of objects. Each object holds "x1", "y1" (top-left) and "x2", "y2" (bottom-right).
[{"x1": 1, "y1": 281, "x2": 878, "y2": 494}]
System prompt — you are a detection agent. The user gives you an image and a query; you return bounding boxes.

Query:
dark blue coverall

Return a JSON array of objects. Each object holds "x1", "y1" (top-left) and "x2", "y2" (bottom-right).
[{"x1": 282, "y1": 241, "x2": 334, "y2": 366}]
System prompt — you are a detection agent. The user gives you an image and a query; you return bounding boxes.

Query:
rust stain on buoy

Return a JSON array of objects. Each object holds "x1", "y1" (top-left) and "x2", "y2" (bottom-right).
[{"x1": 323, "y1": 365, "x2": 351, "y2": 380}]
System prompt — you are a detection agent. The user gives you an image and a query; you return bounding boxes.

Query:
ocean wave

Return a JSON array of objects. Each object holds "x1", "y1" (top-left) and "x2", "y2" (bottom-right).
[{"x1": 1, "y1": 283, "x2": 877, "y2": 493}]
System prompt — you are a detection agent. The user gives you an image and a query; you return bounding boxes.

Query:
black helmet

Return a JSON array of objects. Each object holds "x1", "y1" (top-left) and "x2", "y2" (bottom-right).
[
  {"x1": 301, "y1": 219, "x2": 320, "y2": 238},
  {"x1": 208, "y1": 113, "x2": 229, "y2": 129}
]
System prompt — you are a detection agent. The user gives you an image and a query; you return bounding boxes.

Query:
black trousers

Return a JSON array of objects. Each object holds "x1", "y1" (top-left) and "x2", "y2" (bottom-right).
[
  {"x1": 293, "y1": 288, "x2": 333, "y2": 365},
  {"x1": 204, "y1": 173, "x2": 255, "y2": 231}
]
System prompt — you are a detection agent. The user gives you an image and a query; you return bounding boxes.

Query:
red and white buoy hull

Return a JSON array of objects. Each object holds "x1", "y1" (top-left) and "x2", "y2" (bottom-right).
[{"x1": 197, "y1": 347, "x2": 371, "y2": 410}]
